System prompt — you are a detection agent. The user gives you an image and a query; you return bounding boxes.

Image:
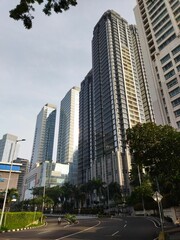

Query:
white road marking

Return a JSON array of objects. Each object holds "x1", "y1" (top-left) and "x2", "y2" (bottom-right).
[
  {"x1": 112, "y1": 231, "x2": 119, "y2": 236},
  {"x1": 147, "y1": 218, "x2": 160, "y2": 228},
  {"x1": 54, "y1": 221, "x2": 101, "y2": 240}
]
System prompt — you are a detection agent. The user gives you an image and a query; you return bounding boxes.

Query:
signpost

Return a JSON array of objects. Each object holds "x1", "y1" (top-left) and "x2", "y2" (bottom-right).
[
  {"x1": 152, "y1": 191, "x2": 164, "y2": 233},
  {"x1": 153, "y1": 191, "x2": 163, "y2": 202}
]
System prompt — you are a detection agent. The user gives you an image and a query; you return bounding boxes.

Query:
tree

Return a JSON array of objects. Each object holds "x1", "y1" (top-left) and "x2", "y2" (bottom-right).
[
  {"x1": 7, "y1": 188, "x2": 18, "y2": 203},
  {"x1": 126, "y1": 122, "x2": 180, "y2": 206},
  {"x1": 10, "y1": 0, "x2": 78, "y2": 29}
]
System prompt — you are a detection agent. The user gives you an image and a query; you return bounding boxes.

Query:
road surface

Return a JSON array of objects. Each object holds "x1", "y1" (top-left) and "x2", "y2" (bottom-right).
[{"x1": 0, "y1": 216, "x2": 159, "y2": 240}]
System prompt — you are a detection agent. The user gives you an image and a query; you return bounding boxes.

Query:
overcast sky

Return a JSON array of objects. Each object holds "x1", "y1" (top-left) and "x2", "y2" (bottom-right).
[{"x1": 0, "y1": 0, "x2": 136, "y2": 161}]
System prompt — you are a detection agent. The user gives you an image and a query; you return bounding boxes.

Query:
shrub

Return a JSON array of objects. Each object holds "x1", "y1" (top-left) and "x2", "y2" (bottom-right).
[{"x1": 64, "y1": 214, "x2": 77, "y2": 224}]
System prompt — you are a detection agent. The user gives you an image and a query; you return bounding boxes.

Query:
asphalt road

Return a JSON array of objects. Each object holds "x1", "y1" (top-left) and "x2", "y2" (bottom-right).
[{"x1": 0, "y1": 216, "x2": 159, "y2": 240}]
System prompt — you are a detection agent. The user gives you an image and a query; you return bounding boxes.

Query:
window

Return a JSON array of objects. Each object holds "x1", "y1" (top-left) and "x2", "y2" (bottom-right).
[
  {"x1": 169, "y1": 0, "x2": 177, "y2": 4},
  {"x1": 171, "y1": 1, "x2": 180, "y2": 10},
  {"x1": 164, "y1": 69, "x2": 175, "y2": 80},
  {"x1": 150, "y1": 3, "x2": 165, "y2": 21},
  {"x1": 177, "y1": 121, "x2": 180, "y2": 128},
  {"x1": 174, "y1": 54, "x2": 180, "y2": 63},
  {"x1": 172, "y1": 97, "x2": 180, "y2": 107},
  {"x1": 153, "y1": 14, "x2": 170, "y2": 32},
  {"x1": 174, "y1": 7, "x2": 180, "y2": 16},
  {"x1": 152, "y1": 9, "x2": 167, "y2": 26},
  {"x1": 177, "y1": 65, "x2": 180, "y2": 72},
  {"x1": 172, "y1": 45, "x2": 180, "y2": 55},
  {"x1": 169, "y1": 87, "x2": 180, "y2": 97},
  {"x1": 174, "y1": 109, "x2": 180, "y2": 117},
  {"x1": 158, "y1": 34, "x2": 176, "y2": 51},
  {"x1": 160, "y1": 54, "x2": 170, "y2": 64},
  {"x1": 157, "y1": 27, "x2": 174, "y2": 45},
  {"x1": 155, "y1": 21, "x2": 171, "y2": 38},
  {"x1": 162, "y1": 61, "x2": 173, "y2": 72},
  {"x1": 167, "y1": 78, "x2": 178, "y2": 88}
]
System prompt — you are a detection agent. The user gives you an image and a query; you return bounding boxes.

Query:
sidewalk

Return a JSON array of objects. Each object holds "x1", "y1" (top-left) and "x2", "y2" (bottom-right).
[
  {"x1": 162, "y1": 224, "x2": 180, "y2": 240},
  {"x1": 166, "y1": 227, "x2": 180, "y2": 240}
]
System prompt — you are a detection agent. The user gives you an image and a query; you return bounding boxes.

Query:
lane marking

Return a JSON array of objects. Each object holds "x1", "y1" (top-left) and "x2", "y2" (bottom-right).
[
  {"x1": 112, "y1": 231, "x2": 119, "y2": 236},
  {"x1": 54, "y1": 221, "x2": 101, "y2": 240},
  {"x1": 124, "y1": 224, "x2": 127, "y2": 228},
  {"x1": 146, "y1": 218, "x2": 160, "y2": 228}
]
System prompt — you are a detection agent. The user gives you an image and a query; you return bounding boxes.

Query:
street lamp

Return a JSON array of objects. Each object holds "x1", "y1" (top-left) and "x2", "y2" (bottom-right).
[{"x1": 0, "y1": 138, "x2": 26, "y2": 229}]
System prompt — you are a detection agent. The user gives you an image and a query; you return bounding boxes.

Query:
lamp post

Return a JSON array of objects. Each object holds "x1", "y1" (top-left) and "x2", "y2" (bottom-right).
[
  {"x1": 137, "y1": 165, "x2": 146, "y2": 216},
  {"x1": 0, "y1": 139, "x2": 26, "y2": 229},
  {"x1": 40, "y1": 183, "x2": 46, "y2": 223}
]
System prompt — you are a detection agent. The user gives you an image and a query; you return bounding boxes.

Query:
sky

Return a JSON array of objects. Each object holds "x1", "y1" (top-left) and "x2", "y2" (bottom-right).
[{"x1": 0, "y1": 0, "x2": 137, "y2": 161}]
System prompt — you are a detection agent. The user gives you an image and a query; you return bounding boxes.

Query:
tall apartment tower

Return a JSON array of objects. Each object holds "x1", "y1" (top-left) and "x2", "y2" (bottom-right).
[
  {"x1": 89, "y1": 10, "x2": 154, "y2": 192},
  {"x1": 30, "y1": 103, "x2": 56, "y2": 169},
  {"x1": 0, "y1": 134, "x2": 19, "y2": 163},
  {"x1": 56, "y1": 86, "x2": 80, "y2": 164},
  {"x1": 134, "y1": 0, "x2": 180, "y2": 129},
  {"x1": 78, "y1": 70, "x2": 94, "y2": 184}
]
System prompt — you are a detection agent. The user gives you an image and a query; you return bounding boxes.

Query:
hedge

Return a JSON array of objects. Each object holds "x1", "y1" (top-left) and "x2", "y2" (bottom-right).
[{"x1": 0, "y1": 212, "x2": 43, "y2": 230}]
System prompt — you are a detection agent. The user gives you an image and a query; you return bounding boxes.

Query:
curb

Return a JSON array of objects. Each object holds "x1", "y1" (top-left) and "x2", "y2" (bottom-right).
[{"x1": 0, "y1": 222, "x2": 46, "y2": 233}]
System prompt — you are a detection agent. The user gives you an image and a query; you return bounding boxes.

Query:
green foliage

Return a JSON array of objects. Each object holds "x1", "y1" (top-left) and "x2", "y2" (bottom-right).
[
  {"x1": 64, "y1": 213, "x2": 77, "y2": 223},
  {"x1": 9, "y1": 0, "x2": 78, "y2": 29},
  {"x1": 127, "y1": 122, "x2": 180, "y2": 179},
  {"x1": 108, "y1": 182, "x2": 122, "y2": 205},
  {"x1": 0, "y1": 212, "x2": 43, "y2": 230},
  {"x1": 7, "y1": 188, "x2": 18, "y2": 202},
  {"x1": 29, "y1": 180, "x2": 123, "y2": 213},
  {"x1": 126, "y1": 122, "x2": 180, "y2": 206}
]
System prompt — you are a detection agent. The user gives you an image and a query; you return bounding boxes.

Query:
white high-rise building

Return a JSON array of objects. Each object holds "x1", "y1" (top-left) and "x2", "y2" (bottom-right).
[
  {"x1": 30, "y1": 103, "x2": 56, "y2": 169},
  {"x1": 134, "y1": 0, "x2": 180, "y2": 129},
  {"x1": 0, "y1": 134, "x2": 19, "y2": 163},
  {"x1": 56, "y1": 86, "x2": 80, "y2": 164}
]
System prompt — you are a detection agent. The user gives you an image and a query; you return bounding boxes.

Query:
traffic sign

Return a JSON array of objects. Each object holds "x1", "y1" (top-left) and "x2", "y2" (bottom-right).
[{"x1": 152, "y1": 191, "x2": 163, "y2": 202}]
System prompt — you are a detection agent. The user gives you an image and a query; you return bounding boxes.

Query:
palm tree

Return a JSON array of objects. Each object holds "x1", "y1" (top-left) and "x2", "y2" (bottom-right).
[
  {"x1": 108, "y1": 182, "x2": 122, "y2": 207},
  {"x1": 7, "y1": 188, "x2": 18, "y2": 211}
]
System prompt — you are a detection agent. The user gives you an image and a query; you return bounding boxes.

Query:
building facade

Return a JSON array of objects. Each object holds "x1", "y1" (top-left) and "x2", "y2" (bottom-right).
[
  {"x1": 14, "y1": 158, "x2": 29, "y2": 201},
  {"x1": 56, "y1": 87, "x2": 80, "y2": 185},
  {"x1": 0, "y1": 134, "x2": 19, "y2": 163},
  {"x1": 134, "y1": 0, "x2": 180, "y2": 129},
  {"x1": 23, "y1": 161, "x2": 69, "y2": 200},
  {"x1": 78, "y1": 70, "x2": 94, "y2": 184},
  {"x1": 56, "y1": 87, "x2": 80, "y2": 164},
  {"x1": 81, "y1": 10, "x2": 154, "y2": 193},
  {"x1": 0, "y1": 162, "x2": 22, "y2": 192},
  {"x1": 30, "y1": 103, "x2": 56, "y2": 169}
]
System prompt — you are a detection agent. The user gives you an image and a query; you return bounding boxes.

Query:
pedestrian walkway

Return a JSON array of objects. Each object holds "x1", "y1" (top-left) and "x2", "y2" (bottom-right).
[
  {"x1": 166, "y1": 227, "x2": 180, "y2": 240},
  {"x1": 169, "y1": 234, "x2": 180, "y2": 240}
]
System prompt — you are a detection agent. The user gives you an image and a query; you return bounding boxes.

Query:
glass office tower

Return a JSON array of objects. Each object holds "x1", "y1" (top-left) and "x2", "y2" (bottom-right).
[
  {"x1": 30, "y1": 103, "x2": 56, "y2": 169},
  {"x1": 0, "y1": 134, "x2": 19, "y2": 163},
  {"x1": 56, "y1": 86, "x2": 80, "y2": 164},
  {"x1": 56, "y1": 87, "x2": 80, "y2": 185}
]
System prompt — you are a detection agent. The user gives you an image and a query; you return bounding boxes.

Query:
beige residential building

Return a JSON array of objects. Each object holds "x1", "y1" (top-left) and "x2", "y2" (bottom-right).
[{"x1": 134, "y1": 0, "x2": 180, "y2": 129}]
